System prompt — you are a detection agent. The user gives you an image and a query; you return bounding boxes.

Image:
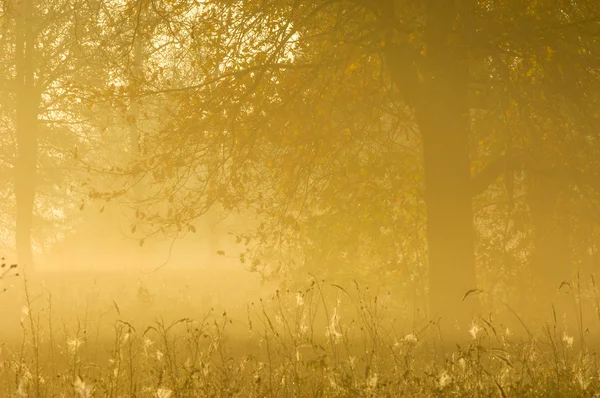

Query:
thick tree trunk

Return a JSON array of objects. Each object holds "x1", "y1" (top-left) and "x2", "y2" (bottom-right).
[
  {"x1": 526, "y1": 172, "x2": 572, "y2": 323},
  {"x1": 383, "y1": 0, "x2": 479, "y2": 331},
  {"x1": 418, "y1": 0, "x2": 479, "y2": 329},
  {"x1": 15, "y1": 0, "x2": 38, "y2": 268}
]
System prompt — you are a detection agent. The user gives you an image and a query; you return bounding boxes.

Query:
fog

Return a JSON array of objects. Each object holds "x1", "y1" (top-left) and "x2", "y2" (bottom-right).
[
  {"x1": 2, "y1": 0, "x2": 600, "y2": 395},
  {"x1": 2, "y1": 205, "x2": 279, "y2": 338}
]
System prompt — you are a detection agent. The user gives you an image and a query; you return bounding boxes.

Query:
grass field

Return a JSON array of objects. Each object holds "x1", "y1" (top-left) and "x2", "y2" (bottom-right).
[{"x1": 1, "y1": 267, "x2": 600, "y2": 397}]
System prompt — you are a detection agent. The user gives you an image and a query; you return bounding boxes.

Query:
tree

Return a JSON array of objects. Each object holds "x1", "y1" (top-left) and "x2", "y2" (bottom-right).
[
  {"x1": 467, "y1": 0, "x2": 600, "y2": 320},
  {"x1": 105, "y1": 0, "x2": 600, "y2": 332},
  {"x1": 114, "y1": 0, "x2": 477, "y2": 328},
  {"x1": 13, "y1": 0, "x2": 38, "y2": 267},
  {"x1": 0, "y1": 0, "x2": 142, "y2": 265}
]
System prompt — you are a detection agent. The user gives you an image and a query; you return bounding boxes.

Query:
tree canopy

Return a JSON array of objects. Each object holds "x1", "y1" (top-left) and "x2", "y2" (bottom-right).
[{"x1": 2, "y1": 0, "x2": 600, "y2": 332}]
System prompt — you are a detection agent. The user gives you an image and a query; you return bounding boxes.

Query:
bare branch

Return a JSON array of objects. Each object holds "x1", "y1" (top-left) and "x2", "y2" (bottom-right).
[{"x1": 138, "y1": 62, "x2": 320, "y2": 98}]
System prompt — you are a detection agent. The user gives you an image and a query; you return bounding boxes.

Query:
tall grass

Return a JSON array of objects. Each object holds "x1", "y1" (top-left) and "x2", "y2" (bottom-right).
[{"x1": 2, "y1": 269, "x2": 600, "y2": 397}]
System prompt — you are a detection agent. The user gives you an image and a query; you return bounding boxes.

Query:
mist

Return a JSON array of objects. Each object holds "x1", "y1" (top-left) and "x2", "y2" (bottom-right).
[{"x1": 2, "y1": 0, "x2": 600, "y2": 396}]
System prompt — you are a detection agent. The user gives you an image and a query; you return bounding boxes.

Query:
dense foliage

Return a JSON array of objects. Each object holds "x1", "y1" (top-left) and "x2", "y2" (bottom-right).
[{"x1": 1, "y1": 0, "x2": 600, "y2": 326}]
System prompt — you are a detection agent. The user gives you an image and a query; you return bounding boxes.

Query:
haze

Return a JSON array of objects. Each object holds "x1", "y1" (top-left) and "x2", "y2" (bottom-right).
[{"x1": 1, "y1": 0, "x2": 600, "y2": 396}]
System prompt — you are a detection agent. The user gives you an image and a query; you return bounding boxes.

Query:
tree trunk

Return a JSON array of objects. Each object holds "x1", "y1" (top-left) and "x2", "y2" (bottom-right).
[
  {"x1": 526, "y1": 171, "x2": 572, "y2": 323},
  {"x1": 15, "y1": 0, "x2": 39, "y2": 268},
  {"x1": 128, "y1": 11, "x2": 144, "y2": 201},
  {"x1": 418, "y1": 0, "x2": 479, "y2": 329}
]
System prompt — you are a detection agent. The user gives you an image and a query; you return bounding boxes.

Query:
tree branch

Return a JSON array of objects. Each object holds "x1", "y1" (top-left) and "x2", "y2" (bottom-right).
[
  {"x1": 470, "y1": 153, "x2": 523, "y2": 197},
  {"x1": 138, "y1": 62, "x2": 320, "y2": 98}
]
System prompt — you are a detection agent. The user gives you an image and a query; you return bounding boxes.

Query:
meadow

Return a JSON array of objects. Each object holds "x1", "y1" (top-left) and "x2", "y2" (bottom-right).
[{"x1": 2, "y1": 263, "x2": 600, "y2": 398}]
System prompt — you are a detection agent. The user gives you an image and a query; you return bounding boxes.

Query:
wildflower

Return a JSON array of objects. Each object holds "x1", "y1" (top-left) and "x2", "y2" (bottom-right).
[
  {"x1": 329, "y1": 375, "x2": 340, "y2": 392},
  {"x1": 528, "y1": 350, "x2": 538, "y2": 362},
  {"x1": 20, "y1": 306, "x2": 29, "y2": 323},
  {"x1": 73, "y1": 376, "x2": 93, "y2": 398},
  {"x1": 576, "y1": 370, "x2": 590, "y2": 390},
  {"x1": 299, "y1": 316, "x2": 308, "y2": 335},
  {"x1": 16, "y1": 380, "x2": 27, "y2": 397},
  {"x1": 15, "y1": 369, "x2": 31, "y2": 397},
  {"x1": 296, "y1": 292, "x2": 304, "y2": 306},
  {"x1": 142, "y1": 337, "x2": 153, "y2": 356},
  {"x1": 438, "y1": 371, "x2": 451, "y2": 389},
  {"x1": 348, "y1": 356, "x2": 356, "y2": 370},
  {"x1": 563, "y1": 332, "x2": 574, "y2": 348},
  {"x1": 469, "y1": 323, "x2": 481, "y2": 340},
  {"x1": 458, "y1": 358, "x2": 466, "y2": 372},
  {"x1": 367, "y1": 373, "x2": 378, "y2": 390},
  {"x1": 67, "y1": 338, "x2": 83, "y2": 354},
  {"x1": 156, "y1": 387, "x2": 173, "y2": 398},
  {"x1": 325, "y1": 308, "x2": 342, "y2": 344},
  {"x1": 403, "y1": 333, "x2": 418, "y2": 344}
]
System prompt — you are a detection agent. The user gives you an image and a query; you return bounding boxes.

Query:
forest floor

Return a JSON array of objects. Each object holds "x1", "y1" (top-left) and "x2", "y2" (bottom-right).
[{"x1": 1, "y1": 270, "x2": 600, "y2": 397}]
